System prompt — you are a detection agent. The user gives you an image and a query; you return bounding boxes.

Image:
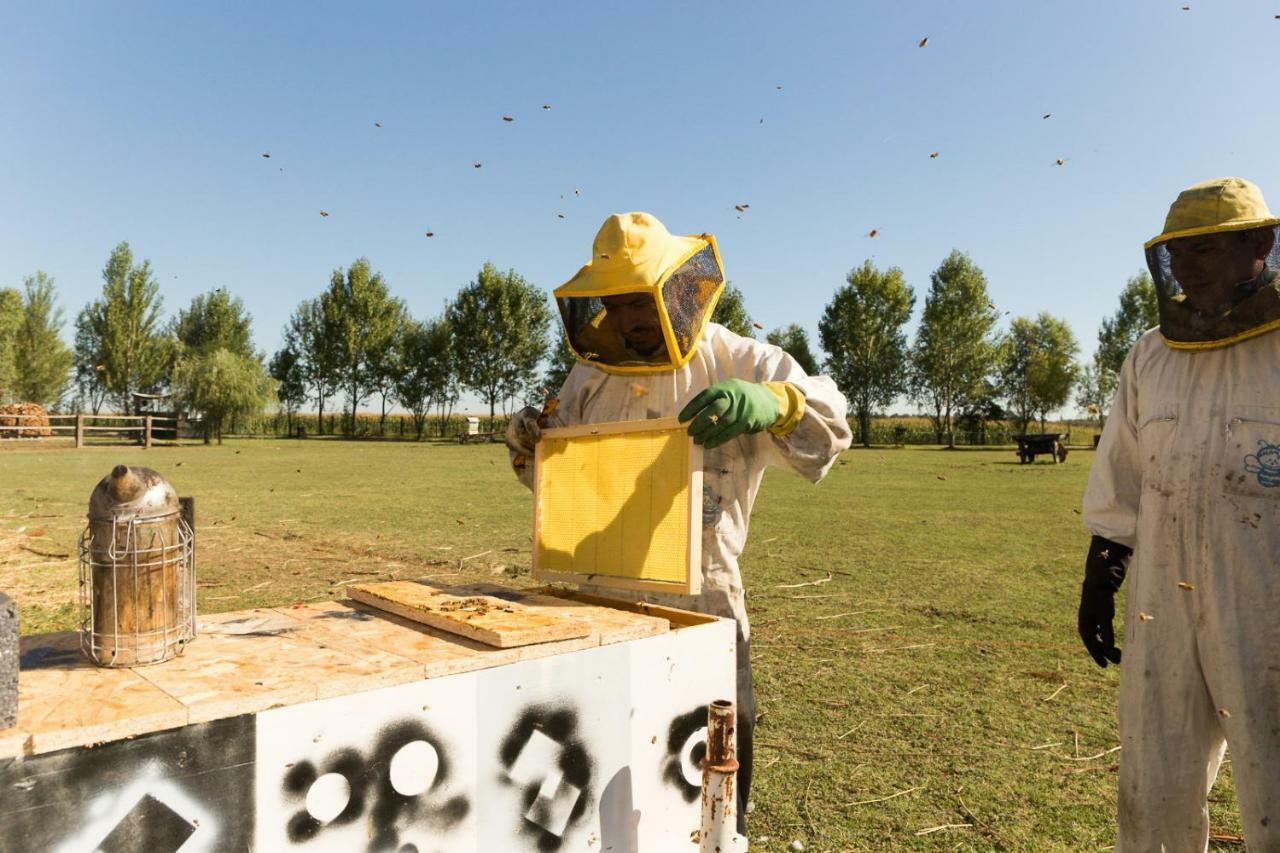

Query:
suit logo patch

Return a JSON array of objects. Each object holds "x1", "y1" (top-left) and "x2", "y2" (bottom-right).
[{"x1": 1244, "y1": 440, "x2": 1280, "y2": 488}]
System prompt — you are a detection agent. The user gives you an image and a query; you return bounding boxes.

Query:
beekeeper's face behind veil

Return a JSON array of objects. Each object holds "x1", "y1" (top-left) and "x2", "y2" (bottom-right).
[
  {"x1": 1146, "y1": 177, "x2": 1280, "y2": 349},
  {"x1": 1165, "y1": 228, "x2": 1275, "y2": 314}
]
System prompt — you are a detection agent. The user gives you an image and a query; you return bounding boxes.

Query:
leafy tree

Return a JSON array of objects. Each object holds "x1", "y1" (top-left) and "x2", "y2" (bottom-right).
[
  {"x1": 394, "y1": 317, "x2": 456, "y2": 439},
  {"x1": 1075, "y1": 362, "x2": 1113, "y2": 427},
  {"x1": 766, "y1": 324, "x2": 819, "y2": 375},
  {"x1": 268, "y1": 343, "x2": 308, "y2": 435},
  {"x1": 284, "y1": 299, "x2": 339, "y2": 434},
  {"x1": 1096, "y1": 272, "x2": 1158, "y2": 380},
  {"x1": 172, "y1": 349, "x2": 275, "y2": 444},
  {"x1": 321, "y1": 259, "x2": 407, "y2": 434},
  {"x1": 447, "y1": 263, "x2": 552, "y2": 428},
  {"x1": 819, "y1": 261, "x2": 916, "y2": 447},
  {"x1": 173, "y1": 288, "x2": 255, "y2": 358},
  {"x1": 75, "y1": 243, "x2": 171, "y2": 413},
  {"x1": 1000, "y1": 313, "x2": 1080, "y2": 433},
  {"x1": 369, "y1": 305, "x2": 411, "y2": 435},
  {"x1": 543, "y1": 324, "x2": 580, "y2": 394},
  {"x1": 910, "y1": 250, "x2": 1000, "y2": 447},
  {"x1": 13, "y1": 272, "x2": 73, "y2": 407},
  {"x1": 0, "y1": 288, "x2": 22, "y2": 403},
  {"x1": 72, "y1": 303, "x2": 109, "y2": 413},
  {"x1": 711, "y1": 283, "x2": 756, "y2": 338}
]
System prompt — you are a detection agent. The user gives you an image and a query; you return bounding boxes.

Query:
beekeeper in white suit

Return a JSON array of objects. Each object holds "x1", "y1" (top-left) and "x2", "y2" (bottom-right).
[
  {"x1": 1082, "y1": 177, "x2": 1280, "y2": 850},
  {"x1": 508, "y1": 212, "x2": 851, "y2": 833}
]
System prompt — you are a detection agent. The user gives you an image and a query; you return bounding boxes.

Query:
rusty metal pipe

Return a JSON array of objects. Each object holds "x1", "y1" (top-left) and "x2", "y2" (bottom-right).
[{"x1": 699, "y1": 699, "x2": 743, "y2": 853}]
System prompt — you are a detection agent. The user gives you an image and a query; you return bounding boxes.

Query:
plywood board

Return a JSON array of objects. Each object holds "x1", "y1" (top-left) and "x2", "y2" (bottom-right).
[
  {"x1": 16, "y1": 632, "x2": 189, "y2": 755},
  {"x1": 452, "y1": 582, "x2": 669, "y2": 646},
  {"x1": 349, "y1": 581, "x2": 594, "y2": 649},
  {"x1": 0, "y1": 727, "x2": 29, "y2": 760},
  {"x1": 134, "y1": 610, "x2": 422, "y2": 724},
  {"x1": 276, "y1": 600, "x2": 524, "y2": 678},
  {"x1": 534, "y1": 418, "x2": 702, "y2": 595}
]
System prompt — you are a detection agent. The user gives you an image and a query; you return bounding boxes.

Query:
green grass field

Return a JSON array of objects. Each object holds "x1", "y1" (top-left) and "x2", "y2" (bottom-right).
[{"x1": 0, "y1": 439, "x2": 1244, "y2": 850}]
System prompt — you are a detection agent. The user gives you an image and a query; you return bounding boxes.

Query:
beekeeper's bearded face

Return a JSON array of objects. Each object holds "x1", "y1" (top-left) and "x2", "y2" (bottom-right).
[
  {"x1": 601, "y1": 292, "x2": 667, "y2": 357},
  {"x1": 1166, "y1": 227, "x2": 1276, "y2": 314}
]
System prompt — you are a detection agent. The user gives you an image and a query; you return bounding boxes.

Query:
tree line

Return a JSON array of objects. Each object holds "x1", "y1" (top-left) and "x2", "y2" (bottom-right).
[
  {"x1": 1, "y1": 241, "x2": 1155, "y2": 446},
  {"x1": 812, "y1": 251, "x2": 1158, "y2": 447}
]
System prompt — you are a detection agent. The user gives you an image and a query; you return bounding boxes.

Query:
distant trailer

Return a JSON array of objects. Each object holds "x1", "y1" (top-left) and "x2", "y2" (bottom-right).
[{"x1": 1014, "y1": 432, "x2": 1068, "y2": 464}]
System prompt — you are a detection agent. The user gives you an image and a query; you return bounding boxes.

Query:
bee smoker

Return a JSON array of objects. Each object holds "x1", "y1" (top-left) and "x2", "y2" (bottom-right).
[{"x1": 78, "y1": 465, "x2": 196, "y2": 667}]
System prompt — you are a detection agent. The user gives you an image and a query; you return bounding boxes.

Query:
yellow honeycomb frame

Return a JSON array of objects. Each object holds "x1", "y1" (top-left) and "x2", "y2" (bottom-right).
[{"x1": 533, "y1": 418, "x2": 702, "y2": 596}]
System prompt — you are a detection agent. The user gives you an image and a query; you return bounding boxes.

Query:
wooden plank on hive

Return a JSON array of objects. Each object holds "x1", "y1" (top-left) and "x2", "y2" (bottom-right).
[
  {"x1": 134, "y1": 609, "x2": 422, "y2": 725},
  {"x1": 538, "y1": 587, "x2": 725, "y2": 629},
  {"x1": 0, "y1": 728, "x2": 28, "y2": 760},
  {"x1": 348, "y1": 581, "x2": 594, "y2": 649},
  {"x1": 451, "y1": 582, "x2": 669, "y2": 646},
  {"x1": 16, "y1": 632, "x2": 188, "y2": 756},
  {"x1": 277, "y1": 600, "x2": 523, "y2": 678}
]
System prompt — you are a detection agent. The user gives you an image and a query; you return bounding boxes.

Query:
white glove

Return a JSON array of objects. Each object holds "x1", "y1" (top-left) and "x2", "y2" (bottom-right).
[{"x1": 505, "y1": 406, "x2": 543, "y2": 457}]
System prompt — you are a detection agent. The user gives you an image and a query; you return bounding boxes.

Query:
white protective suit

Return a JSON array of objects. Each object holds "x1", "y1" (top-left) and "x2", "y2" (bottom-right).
[
  {"x1": 1083, "y1": 327, "x2": 1280, "y2": 850},
  {"x1": 515, "y1": 322, "x2": 852, "y2": 634}
]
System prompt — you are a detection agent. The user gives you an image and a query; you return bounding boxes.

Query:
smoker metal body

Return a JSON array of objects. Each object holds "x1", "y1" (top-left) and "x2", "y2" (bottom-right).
[{"x1": 78, "y1": 465, "x2": 196, "y2": 667}]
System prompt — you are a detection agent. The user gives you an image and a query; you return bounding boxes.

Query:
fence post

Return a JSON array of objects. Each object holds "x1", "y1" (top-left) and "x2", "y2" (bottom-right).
[
  {"x1": 75, "y1": 414, "x2": 84, "y2": 449},
  {"x1": 144, "y1": 415, "x2": 153, "y2": 449}
]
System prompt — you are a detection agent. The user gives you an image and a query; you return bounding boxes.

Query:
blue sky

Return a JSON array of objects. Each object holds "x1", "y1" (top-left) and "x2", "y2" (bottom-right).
[{"x1": 4, "y1": 1, "x2": 1280, "y2": 411}]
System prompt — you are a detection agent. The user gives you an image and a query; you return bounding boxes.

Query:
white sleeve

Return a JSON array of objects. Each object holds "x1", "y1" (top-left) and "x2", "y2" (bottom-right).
[
  {"x1": 1082, "y1": 346, "x2": 1142, "y2": 548},
  {"x1": 731, "y1": 335, "x2": 853, "y2": 483}
]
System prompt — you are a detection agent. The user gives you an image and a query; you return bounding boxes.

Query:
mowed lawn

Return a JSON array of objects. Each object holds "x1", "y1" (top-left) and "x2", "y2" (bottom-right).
[{"x1": 0, "y1": 439, "x2": 1244, "y2": 850}]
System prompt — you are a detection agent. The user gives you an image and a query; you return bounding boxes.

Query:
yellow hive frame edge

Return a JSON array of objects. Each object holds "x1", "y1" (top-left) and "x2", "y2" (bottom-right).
[{"x1": 532, "y1": 417, "x2": 702, "y2": 597}]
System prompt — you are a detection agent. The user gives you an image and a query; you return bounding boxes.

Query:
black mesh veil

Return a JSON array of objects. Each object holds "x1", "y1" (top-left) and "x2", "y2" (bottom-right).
[
  {"x1": 660, "y1": 244, "x2": 724, "y2": 361},
  {"x1": 1146, "y1": 224, "x2": 1280, "y2": 348}
]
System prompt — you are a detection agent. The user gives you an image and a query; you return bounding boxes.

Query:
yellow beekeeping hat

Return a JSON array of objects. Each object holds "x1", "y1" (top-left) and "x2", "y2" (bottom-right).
[
  {"x1": 554, "y1": 213, "x2": 725, "y2": 374},
  {"x1": 1145, "y1": 177, "x2": 1280, "y2": 249}
]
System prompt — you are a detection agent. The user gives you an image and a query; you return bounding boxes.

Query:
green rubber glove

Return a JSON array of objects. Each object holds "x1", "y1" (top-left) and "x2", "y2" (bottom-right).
[{"x1": 678, "y1": 379, "x2": 780, "y2": 449}]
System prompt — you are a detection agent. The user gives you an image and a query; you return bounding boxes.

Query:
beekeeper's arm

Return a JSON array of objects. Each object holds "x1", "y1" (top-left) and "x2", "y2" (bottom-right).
[
  {"x1": 1078, "y1": 344, "x2": 1143, "y2": 667},
  {"x1": 679, "y1": 337, "x2": 852, "y2": 482},
  {"x1": 1083, "y1": 346, "x2": 1143, "y2": 548}
]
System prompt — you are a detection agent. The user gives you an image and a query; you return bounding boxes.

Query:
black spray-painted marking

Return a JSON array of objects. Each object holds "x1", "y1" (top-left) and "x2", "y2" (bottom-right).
[
  {"x1": 498, "y1": 704, "x2": 594, "y2": 852},
  {"x1": 0, "y1": 714, "x2": 254, "y2": 853},
  {"x1": 662, "y1": 705, "x2": 709, "y2": 802},
  {"x1": 97, "y1": 794, "x2": 195, "y2": 853},
  {"x1": 281, "y1": 718, "x2": 469, "y2": 851}
]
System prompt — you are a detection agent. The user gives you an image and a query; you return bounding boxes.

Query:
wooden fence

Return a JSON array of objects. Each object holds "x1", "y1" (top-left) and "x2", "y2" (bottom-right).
[{"x1": 0, "y1": 413, "x2": 181, "y2": 448}]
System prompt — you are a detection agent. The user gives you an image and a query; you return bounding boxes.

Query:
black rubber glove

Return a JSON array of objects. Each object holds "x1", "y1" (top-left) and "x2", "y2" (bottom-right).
[{"x1": 1078, "y1": 535, "x2": 1131, "y2": 668}]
